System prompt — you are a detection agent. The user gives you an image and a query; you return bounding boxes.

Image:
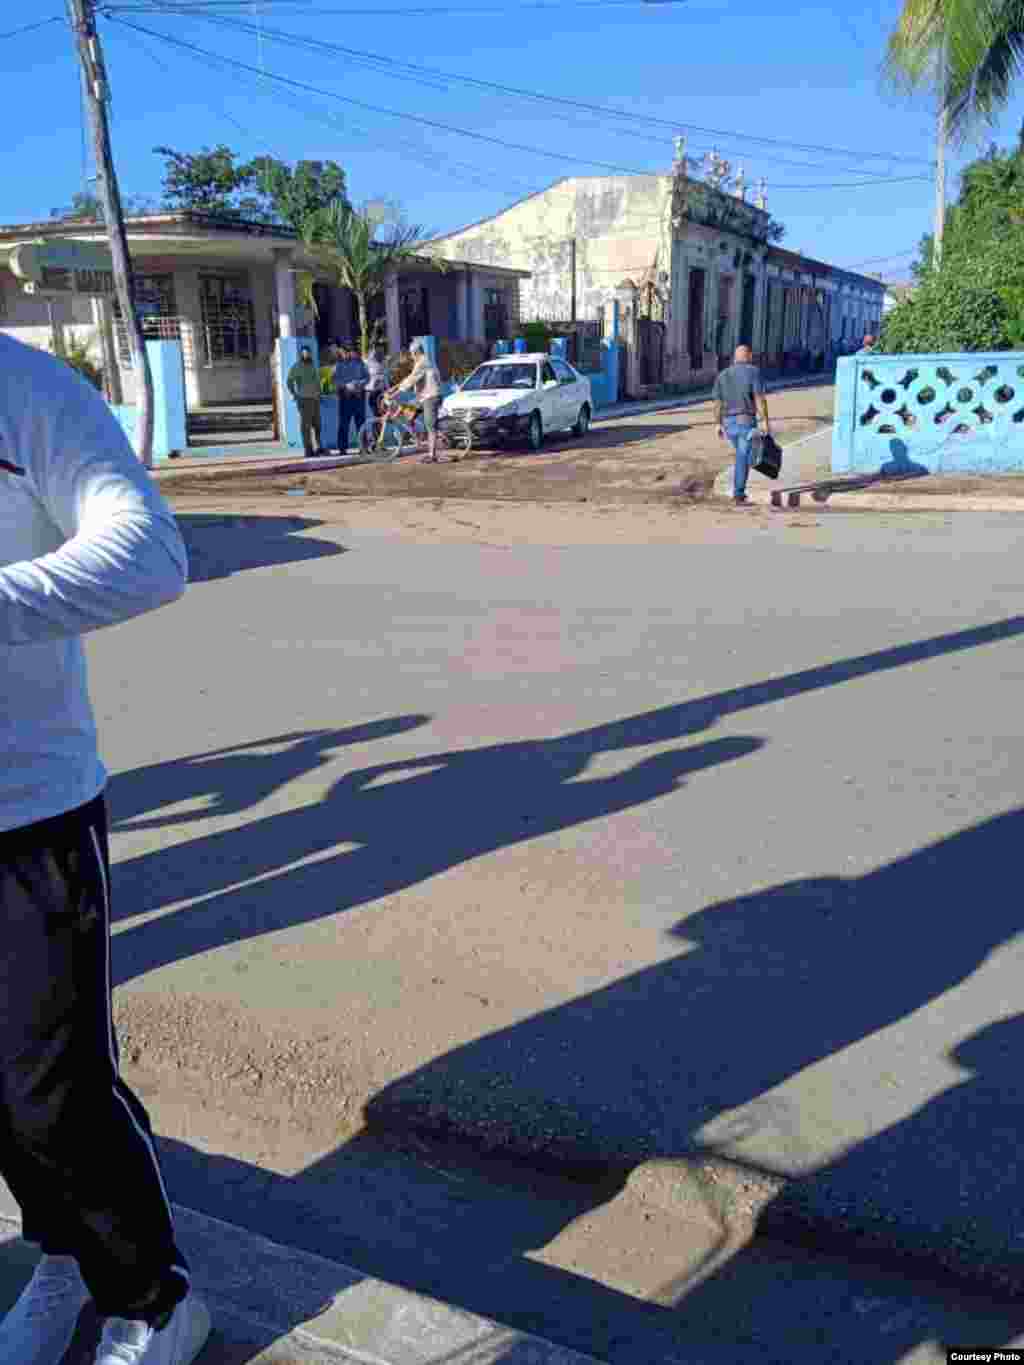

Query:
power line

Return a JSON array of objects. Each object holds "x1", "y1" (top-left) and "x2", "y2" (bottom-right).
[
  {"x1": 101, "y1": 0, "x2": 690, "y2": 14},
  {"x1": 107, "y1": 16, "x2": 707, "y2": 177},
  {"x1": 103, "y1": 1, "x2": 935, "y2": 168},
  {"x1": 105, "y1": 18, "x2": 547, "y2": 201},
  {"x1": 0, "y1": 15, "x2": 65, "y2": 38},
  {"x1": 107, "y1": 14, "x2": 934, "y2": 197},
  {"x1": 845, "y1": 249, "x2": 919, "y2": 268},
  {"x1": 117, "y1": 3, "x2": 916, "y2": 180}
]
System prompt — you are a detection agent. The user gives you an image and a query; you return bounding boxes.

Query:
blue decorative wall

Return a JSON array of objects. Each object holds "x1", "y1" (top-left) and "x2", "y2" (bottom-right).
[
  {"x1": 833, "y1": 352, "x2": 1024, "y2": 475},
  {"x1": 109, "y1": 340, "x2": 187, "y2": 463}
]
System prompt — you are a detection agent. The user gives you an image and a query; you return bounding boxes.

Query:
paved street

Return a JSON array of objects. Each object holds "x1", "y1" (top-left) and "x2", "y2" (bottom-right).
[{"x1": 71, "y1": 480, "x2": 1024, "y2": 1357}]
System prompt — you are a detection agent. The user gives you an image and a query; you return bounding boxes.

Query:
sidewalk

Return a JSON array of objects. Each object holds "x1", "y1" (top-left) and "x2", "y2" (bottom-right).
[
  {"x1": 713, "y1": 425, "x2": 1024, "y2": 510},
  {"x1": 0, "y1": 1201, "x2": 598, "y2": 1364}
]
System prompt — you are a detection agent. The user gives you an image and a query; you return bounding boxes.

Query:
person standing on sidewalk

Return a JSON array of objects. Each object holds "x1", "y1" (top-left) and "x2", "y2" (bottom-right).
[
  {"x1": 0, "y1": 336, "x2": 209, "y2": 1365},
  {"x1": 333, "y1": 343, "x2": 370, "y2": 453},
  {"x1": 286, "y1": 345, "x2": 323, "y2": 458},
  {"x1": 713, "y1": 344, "x2": 771, "y2": 505}
]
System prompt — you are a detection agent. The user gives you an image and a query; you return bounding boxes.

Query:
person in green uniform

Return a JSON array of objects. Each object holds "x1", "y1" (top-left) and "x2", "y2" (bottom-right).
[{"x1": 287, "y1": 346, "x2": 323, "y2": 457}]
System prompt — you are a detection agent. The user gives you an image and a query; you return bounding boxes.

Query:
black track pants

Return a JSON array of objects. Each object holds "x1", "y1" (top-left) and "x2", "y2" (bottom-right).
[{"x1": 0, "y1": 795, "x2": 189, "y2": 1320}]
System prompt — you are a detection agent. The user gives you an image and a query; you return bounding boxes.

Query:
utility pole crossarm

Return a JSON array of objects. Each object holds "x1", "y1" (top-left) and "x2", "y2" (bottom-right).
[{"x1": 66, "y1": 0, "x2": 154, "y2": 466}]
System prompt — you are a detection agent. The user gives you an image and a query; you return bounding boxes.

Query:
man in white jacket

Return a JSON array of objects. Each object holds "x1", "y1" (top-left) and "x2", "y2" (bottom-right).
[{"x1": 0, "y1": 337, "x2": 209, "y2": 1365}]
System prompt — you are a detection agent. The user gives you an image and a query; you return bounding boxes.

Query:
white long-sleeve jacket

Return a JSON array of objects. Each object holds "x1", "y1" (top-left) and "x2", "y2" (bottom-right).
[{"x1": 0, "y1": 336, "x2": 188, "y2": 832}]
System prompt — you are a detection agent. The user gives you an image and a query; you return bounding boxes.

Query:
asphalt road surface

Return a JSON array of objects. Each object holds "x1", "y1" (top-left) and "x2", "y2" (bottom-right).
[{"x1": 86, "y1": 498, "x2": 1024, "y2": 1359}]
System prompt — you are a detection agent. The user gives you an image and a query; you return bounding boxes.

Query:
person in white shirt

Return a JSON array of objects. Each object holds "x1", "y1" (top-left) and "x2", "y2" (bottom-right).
[
  {"x1": 0, "y1": 337, "x2": 209, "y2": 1365},
  {"x1": 386, "y1": 338, "x2": 443, "y2": 462}
]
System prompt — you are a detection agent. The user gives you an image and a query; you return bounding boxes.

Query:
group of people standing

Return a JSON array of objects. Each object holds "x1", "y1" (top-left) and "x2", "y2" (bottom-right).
[{"x1": 286, "y1": 338, "x2": 442, "y2": 460}]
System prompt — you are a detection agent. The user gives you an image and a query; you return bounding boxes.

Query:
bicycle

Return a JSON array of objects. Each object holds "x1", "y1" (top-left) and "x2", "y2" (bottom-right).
[{"x1": 357, "y1": 394, "x2": 472, "y2": 463}]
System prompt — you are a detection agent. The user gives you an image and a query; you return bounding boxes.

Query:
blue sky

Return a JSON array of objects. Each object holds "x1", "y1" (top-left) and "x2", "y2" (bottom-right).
[{"x1": 5, "y1": 0, "x2": 1023, "y2": 282}]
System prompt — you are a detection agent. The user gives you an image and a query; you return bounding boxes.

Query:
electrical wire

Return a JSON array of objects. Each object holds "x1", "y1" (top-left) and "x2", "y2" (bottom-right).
[
  {"x1": 107, "y1": 15, "x2": 934, "y2": 194},
  {"x1": 0, "y1": 16, "x2": 65, "y2": 38},
  {"x1": 113, "y1": 3, "x2": 916, "y2": 180},
  {"x1": 105, "y1": 18, "x2": 548, "y2": 201},
  {"x1": 103, "y1": 0, "x2": 935, "y2": 168},
  {"x1": 101, "y1": 0, "x2": 691, "y2": 14},
  {"x1": 845, "y1": 249, "x2": 919, "y2": 268}
]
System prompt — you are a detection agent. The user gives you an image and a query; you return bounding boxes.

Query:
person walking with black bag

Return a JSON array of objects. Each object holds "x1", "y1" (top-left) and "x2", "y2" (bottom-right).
[{"x1": 713, "y1": 344, "x2": 772, "y2": 505}]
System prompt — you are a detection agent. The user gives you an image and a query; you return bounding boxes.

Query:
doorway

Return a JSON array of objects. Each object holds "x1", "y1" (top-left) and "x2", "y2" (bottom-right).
[
  {"x1": 688, "y1": 268, "x2": 706, "y2": 370},
  {"x1": 717, "y1": 275, "x2": 734, "y2": 371},
  {"x1": 740, "y1": 274, "x2": 756, "y2": 348}
]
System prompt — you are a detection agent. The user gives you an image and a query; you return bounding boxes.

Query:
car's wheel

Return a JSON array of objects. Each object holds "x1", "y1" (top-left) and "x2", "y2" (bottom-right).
[
  {"x1": 527, "y1": 411, "x2": 543, "y2": 452},
  {"x1": 573, "y1": 403, "x2": 591, "y2": 438}
]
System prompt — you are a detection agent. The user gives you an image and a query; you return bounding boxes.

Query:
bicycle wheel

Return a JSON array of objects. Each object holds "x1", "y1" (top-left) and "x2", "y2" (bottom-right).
[{"x1": 359, "y1": 417, "x2": 406, "y2": 462}]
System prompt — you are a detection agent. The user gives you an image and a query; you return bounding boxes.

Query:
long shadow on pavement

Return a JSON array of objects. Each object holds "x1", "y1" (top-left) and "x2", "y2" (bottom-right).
[
  {"x1": 145, "y1": 813, "x2": 1024, "y2": 1362},
  {"x1": 110, "y1": 613, "x2": 1024, "y2": 981},
  {"x1": 95, "y1": 614, "x2": 1024, "y2": 1360}
]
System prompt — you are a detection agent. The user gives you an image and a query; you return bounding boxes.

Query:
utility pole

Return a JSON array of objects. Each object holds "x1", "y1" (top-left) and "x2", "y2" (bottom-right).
[
  {"x1": 66, "y1": 0, "x2": 153, "y2": 465},
  {"x1": 933, "y1": 41, "x2": 948, "y2": 268},
  {"x1": 569, "y1": 238, "x2": 577, "y2": 322}
]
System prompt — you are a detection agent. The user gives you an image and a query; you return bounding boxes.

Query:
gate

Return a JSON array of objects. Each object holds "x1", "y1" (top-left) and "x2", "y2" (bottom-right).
[{"x1": 636, "y1": 317, "x2": 665, "y2": 387}]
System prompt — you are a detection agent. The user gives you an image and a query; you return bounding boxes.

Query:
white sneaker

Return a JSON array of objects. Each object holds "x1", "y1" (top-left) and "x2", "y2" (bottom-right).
[
  {"x1": 0, "y1": 1253, "x2": 90, "y2": 1364},
  {"x1": 94, "y1": 1295, "x2": 210, "y2": 1365}
]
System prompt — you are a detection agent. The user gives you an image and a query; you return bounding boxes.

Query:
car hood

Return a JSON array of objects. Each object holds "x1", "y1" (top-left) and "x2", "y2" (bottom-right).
[{"x1": 443, "y1": 390, "x2": 533, "y2": 410}]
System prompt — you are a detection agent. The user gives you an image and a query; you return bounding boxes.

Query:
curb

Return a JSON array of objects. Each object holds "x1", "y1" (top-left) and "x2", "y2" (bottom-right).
[
  {"x1": 0, "y1": 1203, "x2": 601, "y2": 1365},
  {"x1": 362, "y1": 1105, "x2": 1024, "y2": 1304}
]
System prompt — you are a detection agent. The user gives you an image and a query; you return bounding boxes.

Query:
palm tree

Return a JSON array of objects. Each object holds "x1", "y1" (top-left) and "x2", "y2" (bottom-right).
[
  {"x1": 886, "y1": 0, "x2": 1024, "y2": 139},
  {"x1": 300, "y1": 201, "x2": 438, "y2": 356}
]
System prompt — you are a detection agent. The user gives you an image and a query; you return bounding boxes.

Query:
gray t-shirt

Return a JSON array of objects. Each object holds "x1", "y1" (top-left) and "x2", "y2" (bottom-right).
[{"x1": 712, "y1": 362, "x2": 765, "y2": 419}]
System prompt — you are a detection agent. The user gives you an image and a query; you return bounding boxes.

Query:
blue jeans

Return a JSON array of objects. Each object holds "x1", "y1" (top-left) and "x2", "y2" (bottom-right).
[{"x1": 725, "y1": 417, "x2": 756, "y2": 497}]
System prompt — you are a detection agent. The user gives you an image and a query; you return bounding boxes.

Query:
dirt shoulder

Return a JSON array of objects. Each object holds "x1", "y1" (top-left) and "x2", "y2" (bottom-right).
[{"x1": 158, "y1": 385, "x2": 835, "y2": 508}]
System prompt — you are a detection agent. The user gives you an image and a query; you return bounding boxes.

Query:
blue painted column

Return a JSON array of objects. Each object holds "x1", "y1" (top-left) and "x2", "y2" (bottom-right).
[
  {"x1": 276, "y1": 337, "x2": 320, "y2": 451},
  {"x1": 145, "y1": 340, "x2": 187, "y2": 462},
  {"x1": 550, "y1": 337, "x2": 569, "y2": 361},
  {"x1": 109, "y1": 340, "x2": 187, "y2": 463},
  {"x1": 599, "y1": 301, "x2": 621, "y2": 407}
]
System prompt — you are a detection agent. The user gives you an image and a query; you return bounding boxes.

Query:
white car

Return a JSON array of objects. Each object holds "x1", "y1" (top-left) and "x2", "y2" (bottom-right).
[{"x1": 441, "y1": 353, "x2": 593, "y2": 452}]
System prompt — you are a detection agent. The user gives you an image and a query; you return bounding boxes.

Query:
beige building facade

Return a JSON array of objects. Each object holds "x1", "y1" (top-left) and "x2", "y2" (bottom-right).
[{"x1": 432, "y1": 167, "x2": 885, "y2": 394}]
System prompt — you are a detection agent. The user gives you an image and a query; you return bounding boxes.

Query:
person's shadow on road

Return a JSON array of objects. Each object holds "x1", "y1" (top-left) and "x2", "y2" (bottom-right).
[
  {"x1": 100, "y1": 613, "x2": 1024, "y2": 1360},
  {"x1": 176, "y1": 513, "x2": 346, "y2": 583},
  {"x1": 144, "y1": 812, "x2": 1024, "y2": 1363}
]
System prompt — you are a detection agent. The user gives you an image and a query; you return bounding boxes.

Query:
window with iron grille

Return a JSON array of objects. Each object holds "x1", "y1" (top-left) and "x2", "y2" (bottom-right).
[
  {"x1": 199, "y1": 273, "x2": 256, "y2": 364},
  {"x1": 114, "y1": 273, "x2": 180, "y2": 365}
]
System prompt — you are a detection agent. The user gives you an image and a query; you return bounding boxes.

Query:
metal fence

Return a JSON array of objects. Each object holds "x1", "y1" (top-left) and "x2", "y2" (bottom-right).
[
  {"x1": 528, "y1": 317, "x2": 604, "y2": 370},
  {"x1": 114, "y1": 315, "x2": 190, "y2": 368}
]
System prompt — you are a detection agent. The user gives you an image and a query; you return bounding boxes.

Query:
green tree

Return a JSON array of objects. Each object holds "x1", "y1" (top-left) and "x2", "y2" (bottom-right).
[
  {"x1": 879, "y1": 140, "x2": 1024, "y2": 351},
  {"x1": 249, "y1": 158, "x2": 347, "y2": 231},
  {"x1": 301, "y1": 201, "x2": 438, "y2": 355},
  {"x1": 50, "y1": 191, "x2": 102, "y2": 222},
  {"x1": 155, "y1": 145, "x2": 265, "y2": 219},
  {"x1": 49, "y1": 191, "x2": 159, "y2": 223},
  {"x1": 886, "y1": 0, "x2": 1024, "y2": 139}
]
